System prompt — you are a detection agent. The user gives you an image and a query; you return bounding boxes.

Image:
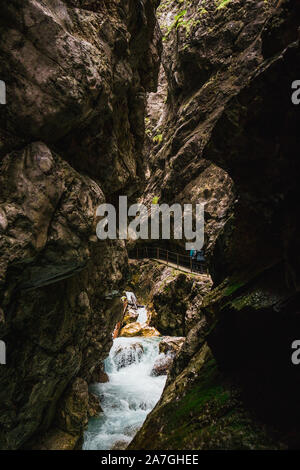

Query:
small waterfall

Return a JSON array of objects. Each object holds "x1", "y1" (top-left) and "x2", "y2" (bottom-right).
[
  {"x1": 83, "y1": 317, "x2": 167, "y2": 450},
  {"x1": 136, "y1": 306, "x2": 147, "y2": 324},
  {"x1": 111, "y1": 340, "x2": 144, "y2": 371}
]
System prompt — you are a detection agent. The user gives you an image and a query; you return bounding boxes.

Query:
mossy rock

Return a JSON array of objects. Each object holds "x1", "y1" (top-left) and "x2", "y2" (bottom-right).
[{"x1": 130, "y1": 344, "x2": 282, "y2": 450}]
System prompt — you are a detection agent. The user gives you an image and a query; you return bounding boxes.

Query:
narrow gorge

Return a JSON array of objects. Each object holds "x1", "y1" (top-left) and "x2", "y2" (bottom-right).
[{"x1": 0, "y1": 0, "x2": 300, "y2": 451}]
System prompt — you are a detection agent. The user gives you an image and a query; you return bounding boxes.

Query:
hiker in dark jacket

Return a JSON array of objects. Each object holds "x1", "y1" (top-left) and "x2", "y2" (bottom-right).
[
  {"x1": 190, "y1": 249, "x2": 197, "y2": 271},
  {"x1": 195, "y1": 250, "x2": 205, "y2": 273},
  {"x1": 196, "y1": 250, "x2": 205, "y2": 262}
]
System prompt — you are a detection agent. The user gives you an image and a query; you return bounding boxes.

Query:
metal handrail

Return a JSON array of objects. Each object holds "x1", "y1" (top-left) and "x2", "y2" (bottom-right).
[{"x1": 128, "y1": 245, "x2": 208, "y2": 275}]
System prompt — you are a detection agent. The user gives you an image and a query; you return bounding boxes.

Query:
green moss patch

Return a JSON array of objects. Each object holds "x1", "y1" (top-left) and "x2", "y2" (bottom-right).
[
  {"x1": 131, "y1": 352, "x2": 282, "y2": 450},
  {"x1": 216, "y1": 0, "x2": 232, "y2": 10}
]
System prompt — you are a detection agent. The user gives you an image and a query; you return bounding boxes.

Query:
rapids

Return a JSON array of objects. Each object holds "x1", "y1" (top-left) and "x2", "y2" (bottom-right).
[{"x1": 83, "y1": 306, "x2": 167, "y2": 450}]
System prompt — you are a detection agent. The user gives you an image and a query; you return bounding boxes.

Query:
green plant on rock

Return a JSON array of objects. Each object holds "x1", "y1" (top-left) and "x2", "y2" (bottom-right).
[
  {"x1": 216, "y1": 0, "x2": 232, "y2": 9},
  {"x1": 153, "y1": 133, "x2": 163, "y2": 144},
  {"x1": 198, "y1": 7, "x2": 208, "y2": 16},
  {"x1": 163, "y1": 8, "x2": 187, "y2": 40}
]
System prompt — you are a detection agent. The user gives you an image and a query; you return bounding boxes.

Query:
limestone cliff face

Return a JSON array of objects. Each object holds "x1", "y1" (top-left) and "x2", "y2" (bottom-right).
[
  {"x1": 131, "y1": 0, "x2": 300, "y2": 450},
  {"x1": 0, "y1": 0, "x2": 161, "y2": 449},
  {"x1": 143, "y1": 0, "x2": 237, "y2": 255}
]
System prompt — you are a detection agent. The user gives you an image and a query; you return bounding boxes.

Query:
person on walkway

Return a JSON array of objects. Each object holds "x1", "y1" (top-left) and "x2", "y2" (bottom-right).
[
  {"x1": 196, "y1": 250, "x2": 205, "y2": 273},
  {"x1": 196, "y1": 250, "x2": 205, "y2": 262},
  {"x1": 191, "y1": 249, "x2": 197, "y2": 271}
]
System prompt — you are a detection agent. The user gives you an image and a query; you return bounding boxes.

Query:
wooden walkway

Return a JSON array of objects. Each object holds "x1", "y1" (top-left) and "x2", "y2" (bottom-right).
[
  {"x1": 128, "y1": 246, "x2": 208, "y2": 276},
  {"x1": 130, "y1": 258, "x2": 210, "y2": 279}
]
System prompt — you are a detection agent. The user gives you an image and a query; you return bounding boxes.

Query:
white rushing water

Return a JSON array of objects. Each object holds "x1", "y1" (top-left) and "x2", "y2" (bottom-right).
[
  {"x1": 83, "y1": 330, "x2": 167, "y2": 450},
  {"x1": 136, "y1": 306, "x2": 147, "y2": 324}
]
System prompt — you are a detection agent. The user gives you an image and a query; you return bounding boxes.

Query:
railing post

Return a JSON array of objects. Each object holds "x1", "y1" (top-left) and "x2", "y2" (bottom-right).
[
  {"x1": 157, "y1": 247, "x2": 159, "y2": 259},
  {"x1": 190, "y1": 256, "x2": 192, "y2": 273},
  {"x1": 167, "y1": 250, "x2": 168, "y2": 266},
  {"x1": 177, "y1": 254, "x2": 179, "y2": 269},
  {"x1": 146, "y1": 247, "x2": 148, "y2": 258},
  {"x1": 137, "y1": 247, "x2": 138, "y2": 259}
]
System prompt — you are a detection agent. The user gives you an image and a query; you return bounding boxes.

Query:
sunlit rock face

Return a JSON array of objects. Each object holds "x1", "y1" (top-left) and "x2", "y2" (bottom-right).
[
  {"x1": 120, "y1": 322, "x2": 161, "y2": 338},
  {"x1": 0, "y1": 0, "x2": 161, "y2": 450},
  {"x1": 130, "y1": 0, "x2": 300, "y2": 450}
]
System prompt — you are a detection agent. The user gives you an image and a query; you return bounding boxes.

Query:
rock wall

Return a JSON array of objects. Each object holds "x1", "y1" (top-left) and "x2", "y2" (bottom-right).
[
  {"x1": 0, "y1": 0, "x2": 161, "y2": 449},
  {"x1": 131, "y1": 0, "x2": 300, "y2": 450},
  {"x1": 142, "y1": 0, "x2": 236, "y2": 255}
]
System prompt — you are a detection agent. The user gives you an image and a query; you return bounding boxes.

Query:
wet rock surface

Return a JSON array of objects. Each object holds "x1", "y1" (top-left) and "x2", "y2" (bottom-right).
[
  {"x1": 120, "y1": 322, "x2": 161, "y2": 338},
  {"x1": 88, "y1": 393, "x2": 103, "y2": 418},
  {"x1": 151, "y1": 354, "x2": 174, "y2": 377},
  {"x1": 151, "y1": 337, "x2": 185, "y2": 377},
  {"x1": 114, "y1": 342, "x2": 144, "y2": 370},
  {"x1": 122, "y1": 309, "x2": 139, "y2": 326},
  {"x1": 159, "y1": 337, "x2": 185, "y2": 356}
]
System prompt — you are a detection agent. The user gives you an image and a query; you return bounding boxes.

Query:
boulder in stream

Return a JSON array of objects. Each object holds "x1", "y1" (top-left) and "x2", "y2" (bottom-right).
[
  {"x1": 122, "y1": 308, "x2": 139, "y2": 326},
  {"x1": 120, "y1": 322, "x2": 160, "y2": 338},
  {"x1": 91, "y1": 363, "x2": 109, "y2": 384},
  {"x1": 114, "y1": 342, "x2": 144, "y2": 369},
  {"x1": 141, "y1": 326, "x2": 161, "y2": 337},
  {"x1": 151, "y1": 354, "x2": 174, "y2": 377},
  {"x1": 151, "y1": 337, "x2": 185, "y2": 377}
]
